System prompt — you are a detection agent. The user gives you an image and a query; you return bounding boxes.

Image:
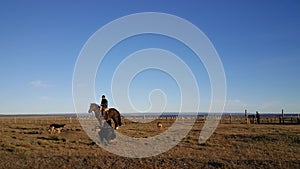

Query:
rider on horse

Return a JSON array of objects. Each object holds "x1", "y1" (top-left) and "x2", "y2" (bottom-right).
[{"x1": 100, "y1": 95, "x2": 108, "y2": 116}]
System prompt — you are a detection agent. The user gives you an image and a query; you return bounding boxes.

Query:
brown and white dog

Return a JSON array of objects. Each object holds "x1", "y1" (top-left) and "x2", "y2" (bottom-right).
[
  {"x1": 157, "y1": 122, "x2": 163, "y2": 129},
  {"x1": 48, "y1": 124, "x2": 66, "y2": 134}
]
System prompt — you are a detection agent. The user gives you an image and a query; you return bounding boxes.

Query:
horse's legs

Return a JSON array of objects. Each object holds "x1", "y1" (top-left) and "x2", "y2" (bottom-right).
[
  {"x1": 112, "y1": 118, "x2": 118, "y2": 129},
  {"x1": 106, "y1": 120, "x2": 112, "y2": 128},
  {"x1": 101, "y1": 108, "x2": 104, "y2": 116},
  {"x1": 96, "y1": 115, "x2": 102, "y2": 127}
]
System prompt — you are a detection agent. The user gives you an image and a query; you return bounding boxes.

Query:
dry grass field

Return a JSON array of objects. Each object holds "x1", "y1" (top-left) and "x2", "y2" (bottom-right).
[{"x1": 0, "y1": 116, "x2": 299, "y2": 169}]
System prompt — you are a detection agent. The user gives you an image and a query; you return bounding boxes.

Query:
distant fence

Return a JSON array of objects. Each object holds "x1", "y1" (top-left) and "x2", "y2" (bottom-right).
[
  {"x1": 279, "y1": 116, "x2": 300, "y2": 124},
  {"x1": 221, "y1": 109, "x2": 300, "y2": 125},
  {"x1": 1, "y1": 111, "x2": 299, "y2": 125},
  {"x1": 0, "y1": 116, "x2": 79, "y2": 125},
  {"x1": 220, "y1": 115, "x2": 300, "y2": 124}
]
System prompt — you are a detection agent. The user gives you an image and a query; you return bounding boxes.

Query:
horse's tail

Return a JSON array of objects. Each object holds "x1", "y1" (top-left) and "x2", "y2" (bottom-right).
[{"x1": 117, "y1": 111, "x2": 122, "y2": 126}]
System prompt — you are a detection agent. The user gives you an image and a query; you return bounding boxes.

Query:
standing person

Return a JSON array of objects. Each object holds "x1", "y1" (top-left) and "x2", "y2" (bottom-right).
[
  {"x1": 100, "y1": 95, "x2": 108, "y2": 116},
  {"x1": 256, "y1": 111, "x2": 260, "y2": 124}
]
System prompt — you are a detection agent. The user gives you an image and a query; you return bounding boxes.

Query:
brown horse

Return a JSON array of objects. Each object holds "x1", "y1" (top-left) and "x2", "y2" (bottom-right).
[{"x1": 88, "y1": 103, "x2": 122, "y2": 129}]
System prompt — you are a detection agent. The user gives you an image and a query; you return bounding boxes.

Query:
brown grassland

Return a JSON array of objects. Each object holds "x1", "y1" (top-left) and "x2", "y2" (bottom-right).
[{"x1": 0, "y1": 116, "x2": 299, "y2": 169}]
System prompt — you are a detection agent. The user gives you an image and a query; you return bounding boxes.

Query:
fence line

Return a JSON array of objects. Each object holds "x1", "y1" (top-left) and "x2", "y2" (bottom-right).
[
  {"x1": 1, "y1": 111, "x2": 299, "y2": 125},
  {"x1": 0, "y1": 116, "x2": 80, "y2": 126}
]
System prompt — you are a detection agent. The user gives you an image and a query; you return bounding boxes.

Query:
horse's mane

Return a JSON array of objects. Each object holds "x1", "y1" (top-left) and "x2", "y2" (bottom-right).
[{"x1": 91, "y1": 103, "x2": 100, "y2": 108}]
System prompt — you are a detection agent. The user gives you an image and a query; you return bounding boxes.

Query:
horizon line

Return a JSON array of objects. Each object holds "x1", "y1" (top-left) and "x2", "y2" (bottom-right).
[{"x1": 1, "y1": 111, "x2": 300, "y2": 116}]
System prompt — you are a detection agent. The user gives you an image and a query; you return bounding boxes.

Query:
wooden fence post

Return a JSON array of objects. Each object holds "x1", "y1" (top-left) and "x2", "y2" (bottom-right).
[
  {"x1": 282, "y1": 109, "x2": 284, "y2": 124},
  {"x1": 245, "y1": 109, "x2": 250, "y2": 125}
]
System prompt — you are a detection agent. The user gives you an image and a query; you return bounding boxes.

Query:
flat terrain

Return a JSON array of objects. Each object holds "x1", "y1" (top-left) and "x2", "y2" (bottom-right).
[{"x1": 0, "y1": 116, "x2": 299, "y2": 169}]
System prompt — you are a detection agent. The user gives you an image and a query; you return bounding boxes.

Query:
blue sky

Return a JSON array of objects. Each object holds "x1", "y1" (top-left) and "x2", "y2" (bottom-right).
[{"x1": 0, "y1": 0, "x2": 299, "y2": 114}]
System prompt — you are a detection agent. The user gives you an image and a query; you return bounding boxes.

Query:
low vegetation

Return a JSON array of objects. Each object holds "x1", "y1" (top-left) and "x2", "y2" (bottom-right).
[{"x1": 0, "y1": 116, "x2": 299, "y2": 168}]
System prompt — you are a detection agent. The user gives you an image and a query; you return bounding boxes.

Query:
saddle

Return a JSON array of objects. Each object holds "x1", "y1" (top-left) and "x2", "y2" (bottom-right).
[
  {"x1": 99, "y1": 106, "x2": 109, "y2": 117},
  {"x1": 100, "y1": 107, "x2": 109, "y2": 112}
]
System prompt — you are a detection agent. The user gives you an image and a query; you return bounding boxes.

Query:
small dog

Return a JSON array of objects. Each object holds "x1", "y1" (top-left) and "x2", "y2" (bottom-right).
[
  {"x1": 48, "y1": 124, "x2": 66, "y2": 134},
  {"x1": 157, "y1": 122, "x2": 163, "y2": 129}
]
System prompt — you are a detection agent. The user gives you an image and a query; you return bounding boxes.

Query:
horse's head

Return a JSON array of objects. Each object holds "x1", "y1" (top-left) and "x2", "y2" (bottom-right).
[{"x1": 88, "y1": 103, "x2": 100, "y2": 113}]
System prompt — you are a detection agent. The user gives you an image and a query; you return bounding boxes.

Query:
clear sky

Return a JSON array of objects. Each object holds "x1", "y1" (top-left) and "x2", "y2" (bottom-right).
[{"x1": 0, "y1": 0, "x2": 299, "y2": 114}]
